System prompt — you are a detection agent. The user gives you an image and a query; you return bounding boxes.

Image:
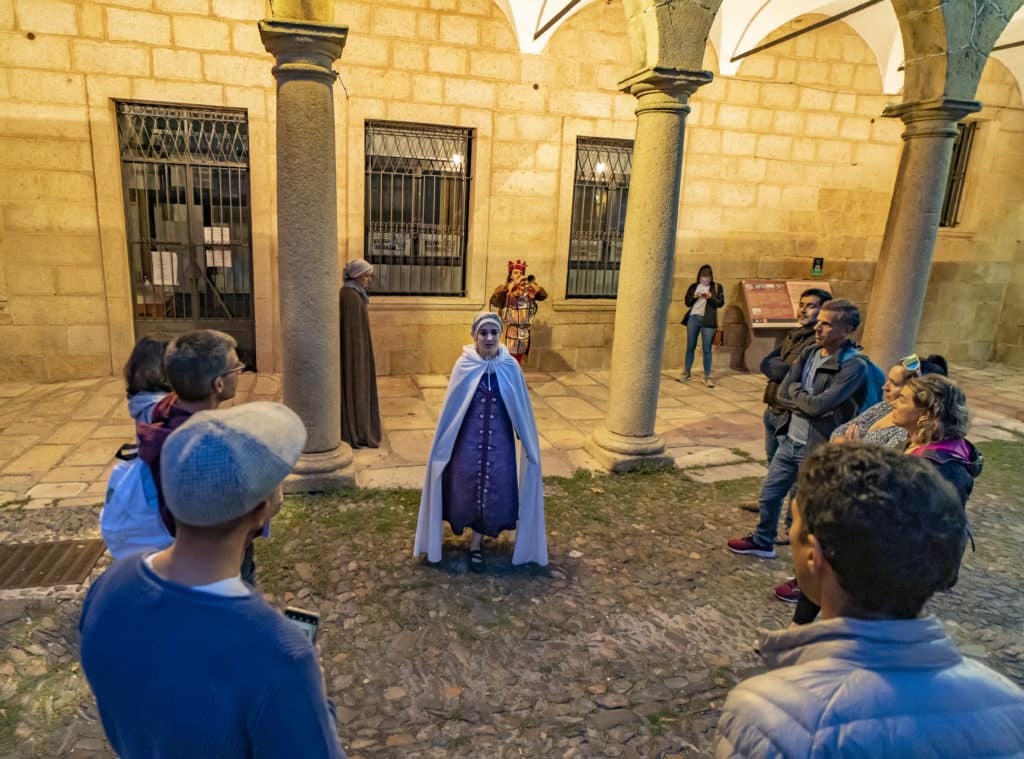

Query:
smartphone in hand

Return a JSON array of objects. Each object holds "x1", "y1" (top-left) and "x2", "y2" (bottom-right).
[{"x1": 284, "y1": 606, "x2": 320, "y2": 644}]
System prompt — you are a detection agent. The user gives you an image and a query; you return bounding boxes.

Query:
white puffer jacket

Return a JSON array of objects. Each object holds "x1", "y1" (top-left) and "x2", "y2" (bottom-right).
[{"x1": 716, "y1": 616, "x2": 1024, "y2": 758}]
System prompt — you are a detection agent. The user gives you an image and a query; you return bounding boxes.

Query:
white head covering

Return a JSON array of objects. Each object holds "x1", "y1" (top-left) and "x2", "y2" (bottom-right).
[
  {"x1": 471, "y1": 311, "x2": 502, "y2": 336},
  {"x1": 343, "y1": 258, "x2": 373, "y2": 280}
]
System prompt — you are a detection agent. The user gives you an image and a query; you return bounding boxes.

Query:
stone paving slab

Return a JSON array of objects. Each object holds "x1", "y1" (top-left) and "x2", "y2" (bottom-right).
[
  {"x1": 686, "y1": 462, "x2": 770, "y2": 483},
  {"x1": 669, "y1": 447, "x2": 747, "y2": 470},
  {"x1": 355, "y1": 466, "x2": 426, "y2": 490}
]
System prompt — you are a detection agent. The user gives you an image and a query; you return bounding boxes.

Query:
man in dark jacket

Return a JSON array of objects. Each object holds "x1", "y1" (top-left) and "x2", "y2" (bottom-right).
[
  {"x1": 759, "y1": 288, "x2": 832, "y2": 463},
  {"x1": 727, "y1": 300, "x2": 868, "y2": 558}
]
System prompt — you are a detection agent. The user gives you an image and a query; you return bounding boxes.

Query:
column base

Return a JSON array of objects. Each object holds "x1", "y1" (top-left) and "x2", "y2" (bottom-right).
[
  {"x1": 585, "y1": 426, "x2": 673, "y2": 473},
  {"x1": 283, "y1": 446, "x2": 355, "y2": 493}
]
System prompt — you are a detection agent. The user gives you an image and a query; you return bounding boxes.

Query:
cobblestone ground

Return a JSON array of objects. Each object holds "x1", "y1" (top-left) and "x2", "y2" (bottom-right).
[{"x1": 1, "y1": 437, "x2": 1022, "y2": 758}]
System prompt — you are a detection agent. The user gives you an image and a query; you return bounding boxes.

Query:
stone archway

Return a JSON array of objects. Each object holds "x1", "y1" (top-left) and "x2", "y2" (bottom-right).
[{"x1": 861, "y1": 0, "x2": 1024, "y2": 370}]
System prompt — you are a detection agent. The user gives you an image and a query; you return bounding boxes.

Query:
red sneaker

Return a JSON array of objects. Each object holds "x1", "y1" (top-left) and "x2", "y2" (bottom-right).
[
  {"x1": 726, "y1": 535, "x2": 775, "y2": 559},
  {"x1": 774, "y1": 577, "x2": 802, "y2": 604}
]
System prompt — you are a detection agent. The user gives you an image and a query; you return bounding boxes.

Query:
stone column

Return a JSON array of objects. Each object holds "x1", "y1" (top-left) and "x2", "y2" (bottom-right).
[
  {"x1": 586, "y1": 68, "x2": 713, "y2": 472},
  {"x1": 861, "y1": 98, "x2": 980, "y2": 371},
  {"x1": 260, "y1": 18, "x2": 354, "y2": 490}
]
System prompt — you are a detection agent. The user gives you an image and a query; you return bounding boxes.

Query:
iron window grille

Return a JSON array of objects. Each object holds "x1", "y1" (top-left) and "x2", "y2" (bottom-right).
[
  {"x1": 940, "y1": 120, "x2": 977, "y2": 228},
  {"x1": 115, "y1": 101, "x2": 256, "y2": 367},
  {"x1": 364, "y1": 121, "x2": 472, "y2": 296},
  {"x1": 567, "y1": 137, "x2": 633, "y2": 298}
]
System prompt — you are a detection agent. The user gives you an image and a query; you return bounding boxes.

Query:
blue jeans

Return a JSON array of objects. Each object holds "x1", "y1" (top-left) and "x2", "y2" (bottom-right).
[
  {"x1": 684, "y1": 314, "x2": 715, "y2": 377},
  {"x1": 763, "y1": 407, "x2": 786, "y2": 463},
  {"x1": 754, "y1": 436, "x2": 806, "y2": 547}
]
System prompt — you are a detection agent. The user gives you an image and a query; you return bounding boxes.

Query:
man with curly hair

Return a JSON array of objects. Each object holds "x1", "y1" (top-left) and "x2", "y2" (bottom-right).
[{"x1": 716, "y1": 444, "x2": 1024, "y2": 758}]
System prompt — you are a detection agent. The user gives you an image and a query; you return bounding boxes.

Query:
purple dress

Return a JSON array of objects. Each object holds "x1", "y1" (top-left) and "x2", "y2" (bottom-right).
[{"x1": 442, "y1": 370, "x2": 519, "y2": 537}]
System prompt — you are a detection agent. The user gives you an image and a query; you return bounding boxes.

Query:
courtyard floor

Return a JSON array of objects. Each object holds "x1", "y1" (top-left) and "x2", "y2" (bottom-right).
[{"x1": 0, "y1": 363, "x2": 1022, "y2": 757}]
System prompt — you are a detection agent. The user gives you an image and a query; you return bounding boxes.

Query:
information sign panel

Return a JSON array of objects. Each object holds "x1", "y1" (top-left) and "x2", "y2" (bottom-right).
[{"x1": 742, "y1": 279, "x2": 834, "y2": 328}]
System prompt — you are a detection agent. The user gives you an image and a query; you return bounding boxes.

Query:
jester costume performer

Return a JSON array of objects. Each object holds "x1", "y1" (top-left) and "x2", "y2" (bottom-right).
[
  {"x1": 489, "y1": 259, "x2": 548, "y2": 365},
  {"x1": 413, "y1": 312, "x2": 547, "y2": 567}
]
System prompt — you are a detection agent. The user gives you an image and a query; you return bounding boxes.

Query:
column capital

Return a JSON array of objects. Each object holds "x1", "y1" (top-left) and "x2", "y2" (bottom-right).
[
  {"x1": 882, "y1": 96, "x2": 982, "y2": 139},
  {"x1": 618, "y1": 66, "x2": 714, "y2": 114},
  {"x1": 259, "y1": 19, "x2": 348, "y2": 85}
]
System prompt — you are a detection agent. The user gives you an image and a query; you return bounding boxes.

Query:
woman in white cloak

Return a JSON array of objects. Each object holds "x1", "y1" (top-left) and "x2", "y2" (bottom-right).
[{"x1": 413, "y1": 312, "x2": 547, "y2": 568}]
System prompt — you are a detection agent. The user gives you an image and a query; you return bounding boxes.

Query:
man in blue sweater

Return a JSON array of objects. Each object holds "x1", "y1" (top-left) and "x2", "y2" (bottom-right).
[{"x1": 80, "y1": 402, "x2": 346, "y2": 758}]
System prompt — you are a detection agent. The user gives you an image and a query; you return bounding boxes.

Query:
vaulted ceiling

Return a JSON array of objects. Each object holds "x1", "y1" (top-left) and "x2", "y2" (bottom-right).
[{"x1": 495, "y1": 0, "x2": 1024, "y2": 97}]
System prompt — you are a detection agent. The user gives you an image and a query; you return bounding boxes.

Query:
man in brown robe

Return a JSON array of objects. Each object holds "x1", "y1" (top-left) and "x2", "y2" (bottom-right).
[{"x1": 339, "y1": 258, "x2": 381, "y2": 448}]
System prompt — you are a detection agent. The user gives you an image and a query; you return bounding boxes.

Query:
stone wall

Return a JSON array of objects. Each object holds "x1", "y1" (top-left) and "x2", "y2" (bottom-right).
[{"x1": 0, "y1": 2, "x2": 1021, "y2": 381}]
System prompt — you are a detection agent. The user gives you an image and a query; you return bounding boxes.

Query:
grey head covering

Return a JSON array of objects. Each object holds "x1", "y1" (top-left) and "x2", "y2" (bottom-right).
[
  {"x1": 160, "y1": 402, "x2": 306, "y2": 527},
  {"x1": 343, "y1": 258, "x2": 373, "y2": 280}
]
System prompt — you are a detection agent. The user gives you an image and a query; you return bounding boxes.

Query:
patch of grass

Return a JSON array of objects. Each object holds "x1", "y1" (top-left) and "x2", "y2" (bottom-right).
[
  {"x1": 538, "y1": 663, "x2": 553, "y2": 675},
  {"x1": 447, "y1": 735, "x2": 468, "y2": 749},
  {"x1": 0, "y1": 497, "x2": 31, "y2": 509},
  {"x1": 729, "y1": 447, "x2": 753, "y2": 461},
  {"x1": 975, "y1": 438, "x2": 1024, "y2": 507}
]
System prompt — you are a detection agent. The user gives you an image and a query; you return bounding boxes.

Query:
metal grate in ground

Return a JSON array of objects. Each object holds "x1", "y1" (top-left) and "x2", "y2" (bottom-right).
[{"x1": 0, "y1": 540, "x2": 106, "y2": 590}]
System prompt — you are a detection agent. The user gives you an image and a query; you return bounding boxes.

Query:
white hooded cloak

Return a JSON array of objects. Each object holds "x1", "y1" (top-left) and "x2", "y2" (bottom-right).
[{"x1": 413, "y1": 343, "x2": 547, "y2": 566}]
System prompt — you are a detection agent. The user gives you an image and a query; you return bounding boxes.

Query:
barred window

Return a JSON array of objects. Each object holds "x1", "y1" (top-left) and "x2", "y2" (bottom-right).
[
  {"x1": 940, "y1": 121, "x2": 977, "y2": 228},
  {"x1": 566, "y1": 137, "x2": 633, "y2": 299},
  {"x1": 364, "y1": 121, "x2": 472, "y2": 296}
]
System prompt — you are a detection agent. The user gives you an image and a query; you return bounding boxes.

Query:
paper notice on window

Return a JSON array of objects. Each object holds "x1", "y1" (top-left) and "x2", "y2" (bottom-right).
[
  {"x1": 205, "y1": 248, "x2": 233, "y2": 268},
  {"x1": 204, "y1": 226, "x2": 230, "y2": 245},
  {"x1": 150, "y1": 250, "x2": 180, "y2": 287}
]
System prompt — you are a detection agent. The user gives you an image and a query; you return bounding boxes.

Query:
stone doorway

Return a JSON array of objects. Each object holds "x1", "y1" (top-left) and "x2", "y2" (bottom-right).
[{"x1": 115, "y1": 101, "x2": 257, "y2": 368}]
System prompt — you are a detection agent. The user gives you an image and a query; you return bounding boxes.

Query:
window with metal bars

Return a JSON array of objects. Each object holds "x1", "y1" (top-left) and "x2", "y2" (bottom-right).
[
  {"x1": 567, "y1": 137, "x2": 633, "y2": 299},
  {"x1": 364, "y1": 121, "x2": 472, "y2": 296},
  {"x1": 115, "y1": 101, "x2": 257, "y2": 367},
  {"x1": 940, "y1": 121, "x2": 977, "y2": 228}
]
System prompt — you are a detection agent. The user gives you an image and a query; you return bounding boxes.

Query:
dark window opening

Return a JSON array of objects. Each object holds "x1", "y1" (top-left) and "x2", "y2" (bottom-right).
[
  {"x1": 567, "y1": 136, "x2": 633, "y2": 299},
  {"x1": 364, "y1": 120, "x2": 472, "y2": 296},
  {"x1": 940, "y1": 120, "x2": 977, "y2": 228}
]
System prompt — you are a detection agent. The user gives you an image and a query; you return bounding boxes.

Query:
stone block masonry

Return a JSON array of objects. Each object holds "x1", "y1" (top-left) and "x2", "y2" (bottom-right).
[{"x1": 0, "y1": 4, "x2": 1021, "y2": 381}]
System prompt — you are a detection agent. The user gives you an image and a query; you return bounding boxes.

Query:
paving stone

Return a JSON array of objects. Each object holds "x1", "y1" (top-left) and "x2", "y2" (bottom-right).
[
  {"x1": 550, "y1": 397, "x2": 605, "y2": 421},
  {"x1": 382, "y1": 414, "x2": 436, "y2": 432},
  {"x1": 413, "y1": 374, "x2": 451, "y2": 389},
  {"x1": 542, "y1": 428, "x2": 587, "y2": 450},
  {"x1": 386, "y1": 429, "x2": 435, "y2": 463},
  {"x1": 992, "y1": 418, "x2": 1024, "y2": 435},
  {"x1": 64, "y1": 441, "x2": 120, "y2": 468},
  {"x1": 26, "y1": 482, "x2": 88, "y2": 499},
  {"x1": 70, "y1": 396, "x2": 121, "y2": 421},
  {"x1": 686, "y1": 463, "x2": 768, "y2": 483},
  {"x1": 41, "y1": 466, "x2": 106, "y2": 483},
  {"x1": 542, "y1": 450, "x2": 576, "y2": 478},
  {"x1": 668, "y1": 447, "x2": 745, "y2": 470},
  {"x1": 377, "y1": 376, "x2": 420, "y2": 398},
  {"x1": 3, "y1": 445, "x2": 72, "y2": 474},
  {"x1": 567, "y1": 449, "x2": 603, "y2": 473},
  {"x1": 0, "y1": 475, "x2": 36, "y2": 497},
  {"x1": 91, "y1": 424, "x2": 137, "y2": 439},
  {"x1": 355, "y1": 466, "x2": 426, "y2": 490},
  {"x1": 45, "y1": 422, "x2": 99, "y2": 445},
  {"x1": 0, "y1": 383, "x2": 32, "y2": 398},
  {"x1": 0, "y1": 435, "x2": 41, "y2": 460},
  {"x1": 729, "y1": 439, "x2": 769, "y2": 463}
]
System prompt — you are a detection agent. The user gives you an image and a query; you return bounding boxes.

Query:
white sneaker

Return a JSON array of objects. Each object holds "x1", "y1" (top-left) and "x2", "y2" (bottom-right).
[{"x1": 704, "y1": 377, "x2": 715, "y2": 388}]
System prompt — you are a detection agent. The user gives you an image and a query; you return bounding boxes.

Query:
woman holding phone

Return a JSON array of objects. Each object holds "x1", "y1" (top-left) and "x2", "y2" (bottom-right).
[{"x1": 678, "y1": 264, "x2": 725, "y2": 387}]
